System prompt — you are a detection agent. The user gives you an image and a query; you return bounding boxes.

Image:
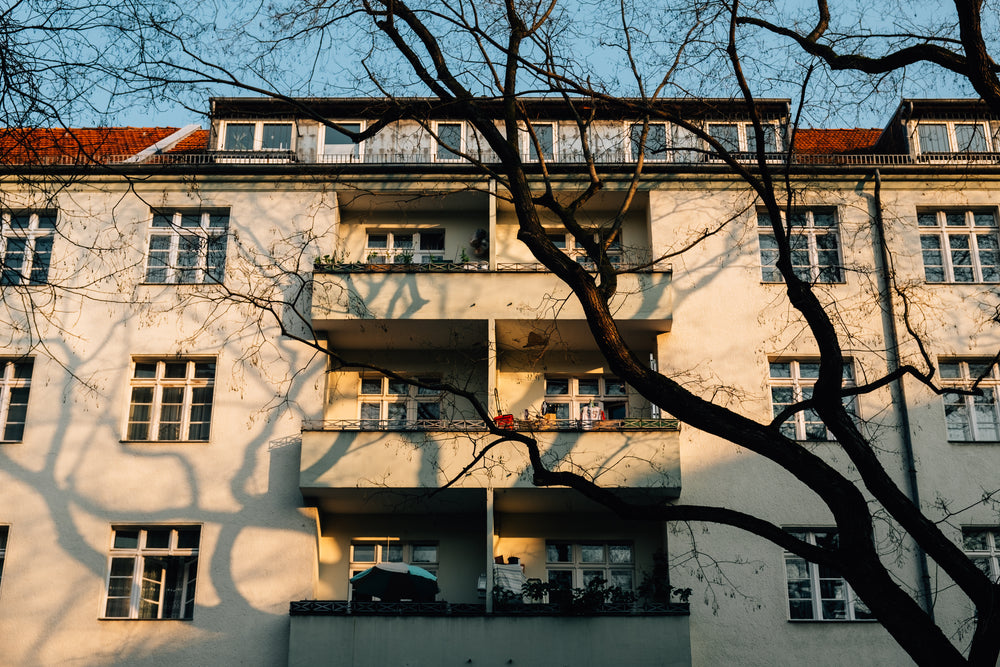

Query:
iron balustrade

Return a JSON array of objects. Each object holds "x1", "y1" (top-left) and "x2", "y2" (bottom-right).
[{"x1": 300, "y1": 418, "x2": 680, "y2": 432}]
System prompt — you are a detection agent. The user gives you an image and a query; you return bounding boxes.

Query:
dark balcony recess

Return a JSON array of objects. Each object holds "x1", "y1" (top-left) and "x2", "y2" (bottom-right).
[
  {"x1": 289, "y1": 599, "x2": 689, "y2": 617},
  {"x1": 300, "y1": 418, "x2": 680, "y2": 432}
]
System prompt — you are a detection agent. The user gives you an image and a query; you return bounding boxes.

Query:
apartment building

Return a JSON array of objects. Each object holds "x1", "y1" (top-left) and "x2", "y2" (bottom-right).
[{"x1": 0, "y1": 97, "x2": 998, "y2": 665}]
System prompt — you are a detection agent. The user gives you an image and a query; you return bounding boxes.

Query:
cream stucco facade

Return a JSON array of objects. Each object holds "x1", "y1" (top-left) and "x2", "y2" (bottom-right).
[{"x1": 1, "y1": 97, "x2": 998, "y2": 665}]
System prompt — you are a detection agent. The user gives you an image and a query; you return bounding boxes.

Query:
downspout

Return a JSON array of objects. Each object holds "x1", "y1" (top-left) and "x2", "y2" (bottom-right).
[{"x1": 870, "y1": 169, "x2": 934, "y2": 619}]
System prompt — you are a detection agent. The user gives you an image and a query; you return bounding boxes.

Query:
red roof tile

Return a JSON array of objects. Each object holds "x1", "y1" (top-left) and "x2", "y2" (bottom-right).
[
  {"x1": 0, "y1": 127, "x2": 180, "y2": 164},
  {"x1": 167, "y1": 129, "x2": 210, "y2": 154},
  {"x1": 794, "y1": 128, "x2": 882, "y2": 154}
]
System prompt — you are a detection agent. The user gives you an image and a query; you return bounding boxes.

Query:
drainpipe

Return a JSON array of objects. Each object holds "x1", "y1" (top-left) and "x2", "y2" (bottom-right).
[{"x1": 870, "y1": 169, "x2": 934, "y2": 619}]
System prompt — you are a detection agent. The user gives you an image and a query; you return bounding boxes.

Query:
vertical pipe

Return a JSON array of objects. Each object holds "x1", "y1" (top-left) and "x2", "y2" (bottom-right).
[
  {"x1": 870, "y1": 169, "x2": 934, "y2": 618},
  {"x1": 485, "y1": 487, "x2": 495, "y2": 613}
]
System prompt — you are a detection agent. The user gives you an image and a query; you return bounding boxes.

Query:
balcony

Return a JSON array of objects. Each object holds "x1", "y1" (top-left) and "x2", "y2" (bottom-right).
[
  {"x1": 311, "y1": 265, "x2": 672, "y2": 323},
  {"x1": 299, "y1": 421, "x2": 681, "y2": 493},
  {"x1": 288, "y1": 601, "x2": 691, "y2": 666}
]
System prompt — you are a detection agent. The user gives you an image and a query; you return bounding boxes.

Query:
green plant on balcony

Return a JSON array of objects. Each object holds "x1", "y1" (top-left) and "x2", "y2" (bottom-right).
[
  {"x1": 398, "y1": 251, "x2": 414, "y2": 264},
  {"x1": 521, "y1": 577, "x2": 636, "y2": 614},
  {"x1": 637, "y1": 549, "x2": 692, "y2": 605}
]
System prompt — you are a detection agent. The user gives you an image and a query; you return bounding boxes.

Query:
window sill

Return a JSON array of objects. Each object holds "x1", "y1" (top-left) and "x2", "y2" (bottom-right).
[
  {"x1": 99, "y1": 617, "x2": 193, "y2": 621},
  {"x1": 924, "y1": 281, "x2": 999, "y2": 286},
  {"x1": 947, "y1": 440, "x2": 1000, "y2": 445},
  {"x1": 787, "y1": 618, "x2": 877, "y2": 623},
  {"x1": 119, "y1": 439, "x2": 210, "y2": 444}
]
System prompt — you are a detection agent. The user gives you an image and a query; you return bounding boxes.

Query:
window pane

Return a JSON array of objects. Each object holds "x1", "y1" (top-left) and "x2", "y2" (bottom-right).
[
  {"x1": 114, "y1": 530, "x2": 140, "y2": 549},
  {"x1": 608, "y1": 544, "x2": 633, "y2": 564},
  {"x1": 746, "y1": 124, "x2": 777, "y2": 153},
  {"x1": 955, "y1": 124, "x2": 988, "y2": 152},
  {"x1": 145, "y1": 529, "x2": 171, "y2": 549},
  {"x1": 579, "y1": 544, "x2": 604, "y2": 563},
  {"x1": 360, "y1": 378, "x2": 382, "y2": 395},
  {"x1": 411, "y1": 545, "x2": 437, "y2": 563},
  {"x1": 918, "y1": 124, "x2": 949, "y2": 152},
  {"x1": 529, "y1": 123, "x2": 554, "y2": 161},
  {"x1": 261, "y1": 124, "x2": 292, "y2": 150},
  {"x1": 353, "y1": 544, "x2": 377, "y2": 562},
  {"x1": 224, "y1": 124, "x2": 255, "y2": 151},
  {"x1": 577, "y1": 379, "x2": 600, "y2": 395},
  {"x1": 708, "y1": 124, "x2": 739, "y2": 152},
  {"x1": 547, "y1": 543, "x2": 572, "y2": 563},
  {"x1": 437, "y1": 124, "x2": 462, "y2": 159},
  {"x1": 545, "y1": 378, "x2": 569, "y2": 395},
  {"x1": 177, "y1": 528, "x2": 201, "y2": 549}
]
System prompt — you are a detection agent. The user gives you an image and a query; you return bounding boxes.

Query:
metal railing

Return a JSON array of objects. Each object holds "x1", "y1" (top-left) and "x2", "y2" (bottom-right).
[
  {"x1": 301, "y1": 418, "x2": 680, "y2": 432},
  {"x1": 16, "y1": 150, "x2": 1000, "y2": 168},
  {"x1": 289, "y1": 599, "x2": 689, "y2": 616}
]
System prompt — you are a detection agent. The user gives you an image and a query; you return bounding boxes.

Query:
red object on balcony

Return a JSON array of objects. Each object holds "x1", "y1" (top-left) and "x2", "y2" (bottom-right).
[{"x1": 493, "y1": 414, "x2": 515, "y2": 428}]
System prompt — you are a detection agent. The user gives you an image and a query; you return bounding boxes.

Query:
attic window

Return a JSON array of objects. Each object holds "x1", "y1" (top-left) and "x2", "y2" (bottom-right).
[{"x1": 916, "y1": 122, "x2": 991, "y2": 153}]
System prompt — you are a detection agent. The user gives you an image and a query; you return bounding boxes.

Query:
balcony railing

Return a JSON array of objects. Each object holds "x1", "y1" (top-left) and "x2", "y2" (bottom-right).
[
  {"x1": 289, "y1": 599, "x2": 689, "y2": 617},
  {"x1": 18, "y1": 150, "x2": 1000, "y2": 168},
  {"x1": 313, "y1": 257, "x2": 671, "y2": 274},
  {"x1": 301, "y1": 418, "x2": 680, "y2": 432}
]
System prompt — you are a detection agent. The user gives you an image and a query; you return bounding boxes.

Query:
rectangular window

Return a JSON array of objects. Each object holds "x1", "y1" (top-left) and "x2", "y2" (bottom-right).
[
  {"x1": 359, "y1": 376, "x2": 441, "y2": 428},
  {"x1": 963, "y1": 528, "x2": 1000, "y2": 581},
  {"x1": 545, "y1": 542, "x2": 634, "y2": 591},
  {"x1": 630, "y1": 123, "x2": 668, "y2": 161},
  {"x1": 349, "y1": 540, "x2": 438, "y2": 601},
  {"x1": 221, "y1": 121, "x2": 294, "y2": 151},
  {"x1": 1, "y1": 211, "x2": 55, "y2": 286},
  {"x1": 707, "y1": 123, "x2": 780, "y2": 155},
  {"x1": 758, "y1": 208, "x2": 842, "y2": 283},
  {"x1": 435, "y1": 122, "x2": 464, "y2": 161},
  {"x1": 545, "y1": 230, "x2": 623, "y2": 269},
  {"x1": 918, "y1": 209, "x2": 999, "y2": 283},
  {"x1": 940, "y1": 359, "x2": 1000, "y2": 442},
  {"x1": 527, "y1": 123, "x2": 555, "y2": 162},
  {"x1": 785, "y1": 530, "x2": 872, "y2": 621},
  {"x1": 708, "y1": 123, "x2": 740, "y2": 152},
  {"x1": 364, "y1": 230, "x2": 445, "y2": 264},
  {"x1": 126, "y1": 359, "x2": 215, "y2": 442},
  {"x1": 917, "y1": 122, "x2": 992, "y2": 153},
  {"x1": 0, "y1": 526, "x2": 7, "y2": 592},
  {"x1": 543, "y1": 376, "x2": 628, "y2": 420},
  {"x1": 144, "y1": 210, "x2": 229, "y2": 284},
  {"x1": 103, "y1": 526, "x2": 199, "y2": 619},
  {"x1": 323, "y1": 122, "x2": 363, "y2": 160},
  {"x1": 769, "y1": 360, "x2": 856, "y2": 441},
  {"x1": 0, "y1": 358, "x2": 32, "y2": 441},
  {"x1": 745, "y1": 123, "x2": 779, "y2": 153}
]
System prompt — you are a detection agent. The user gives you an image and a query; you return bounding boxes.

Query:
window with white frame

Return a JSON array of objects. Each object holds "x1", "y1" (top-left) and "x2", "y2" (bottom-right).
[
  {"x1": 543, "y1": 376, "x2": 628, "y2": 420},
  {"x1": 221, "y1": 121, "x2": 294, "y2": 151},
  {"x1": 769, "y1": 360, "x2": 857, "y2": 441},
  {"x1": 939, "y1": 359, "x2": 1000, "y2": 442},
  {"x1": 630, "y1": 123, "x2": 669, "y2": 161},
  {"x1": 322, "y1": 122, "x2": 363, "y2": 160},
  {"x1": 0, "y1": 526, "x2": 8, "y2": 591},
  {"x1": 546, "y1": 542, "x2": 634, "y2": 591},
  {"x1": 103, "y1": 525, "x2": 199, "y2": 619},
  {"x1": 963, "y1": 528, "x2": 1000, "y2": 581},
  {"x1": 918, "y1": 209, "x2": 999, "y2": 283},
  {"x1": 545, "y1": 230, "x2": 623, "y2": 268},
  {"x1": 144, "y1": 210, "x2": 229, "y2": 284},
  {"x1": 525, "y1": 123, "x2": 555, "y2": 162},
  {"x1": 126, "y1": 359, "x2": 215, "y2": 441},
  {"x1": 1, "y1": 211, "x2": 55, "y2": 286},
  {"x1": 365, "y1": 230, "x2": 445, "y2": 264},
  {"x1": 785, "y1": 529, "x2": 872, "y2": 621},
  {"x1": 349, "y1": 540, "x2": 438, "y2": 601},
  {"x1": 0, "y1": 358, "x2": 31, "y2": 442},
  {"x1": 708, "y1": 123, "x2": 780, "y2": 154},
  {"x1": 435, "y1": 122, "x2": 464, "y2": 160},
  {"x1": 758, "y1": 208, "x2": 842, "y2": 283},
  {"x1": 916, "y1": 122, "x2": 991, "y2": 153},
  {"x1": 359, "y1": 375, "x2": 441, "y2": 428}
]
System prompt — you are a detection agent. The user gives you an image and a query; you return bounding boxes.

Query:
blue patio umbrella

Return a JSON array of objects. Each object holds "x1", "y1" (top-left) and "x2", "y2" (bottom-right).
[{"x1": 349, "y1": 562, "x2": 439, "y2": 601}]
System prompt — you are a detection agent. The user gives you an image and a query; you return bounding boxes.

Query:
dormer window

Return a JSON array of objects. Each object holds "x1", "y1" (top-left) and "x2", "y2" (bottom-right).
[
  {"x1": 708, "y1": 123, "x2": 780, "y2": 154},
  {"x1": 525, "y1": 123, "x2": 555, "y2": 162},
  {"x1": 435, "y1": 122, "x2": 464, "y2": 161},
  {"x1": 220, "y1": 121, "x2": 294, "y2": 151},
  {"x1": 323, "y1": 122, "x2": 363, "y2": 161},
  {"x1": 916, "y1": 122, "x2": 992, "y2": 153}
]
